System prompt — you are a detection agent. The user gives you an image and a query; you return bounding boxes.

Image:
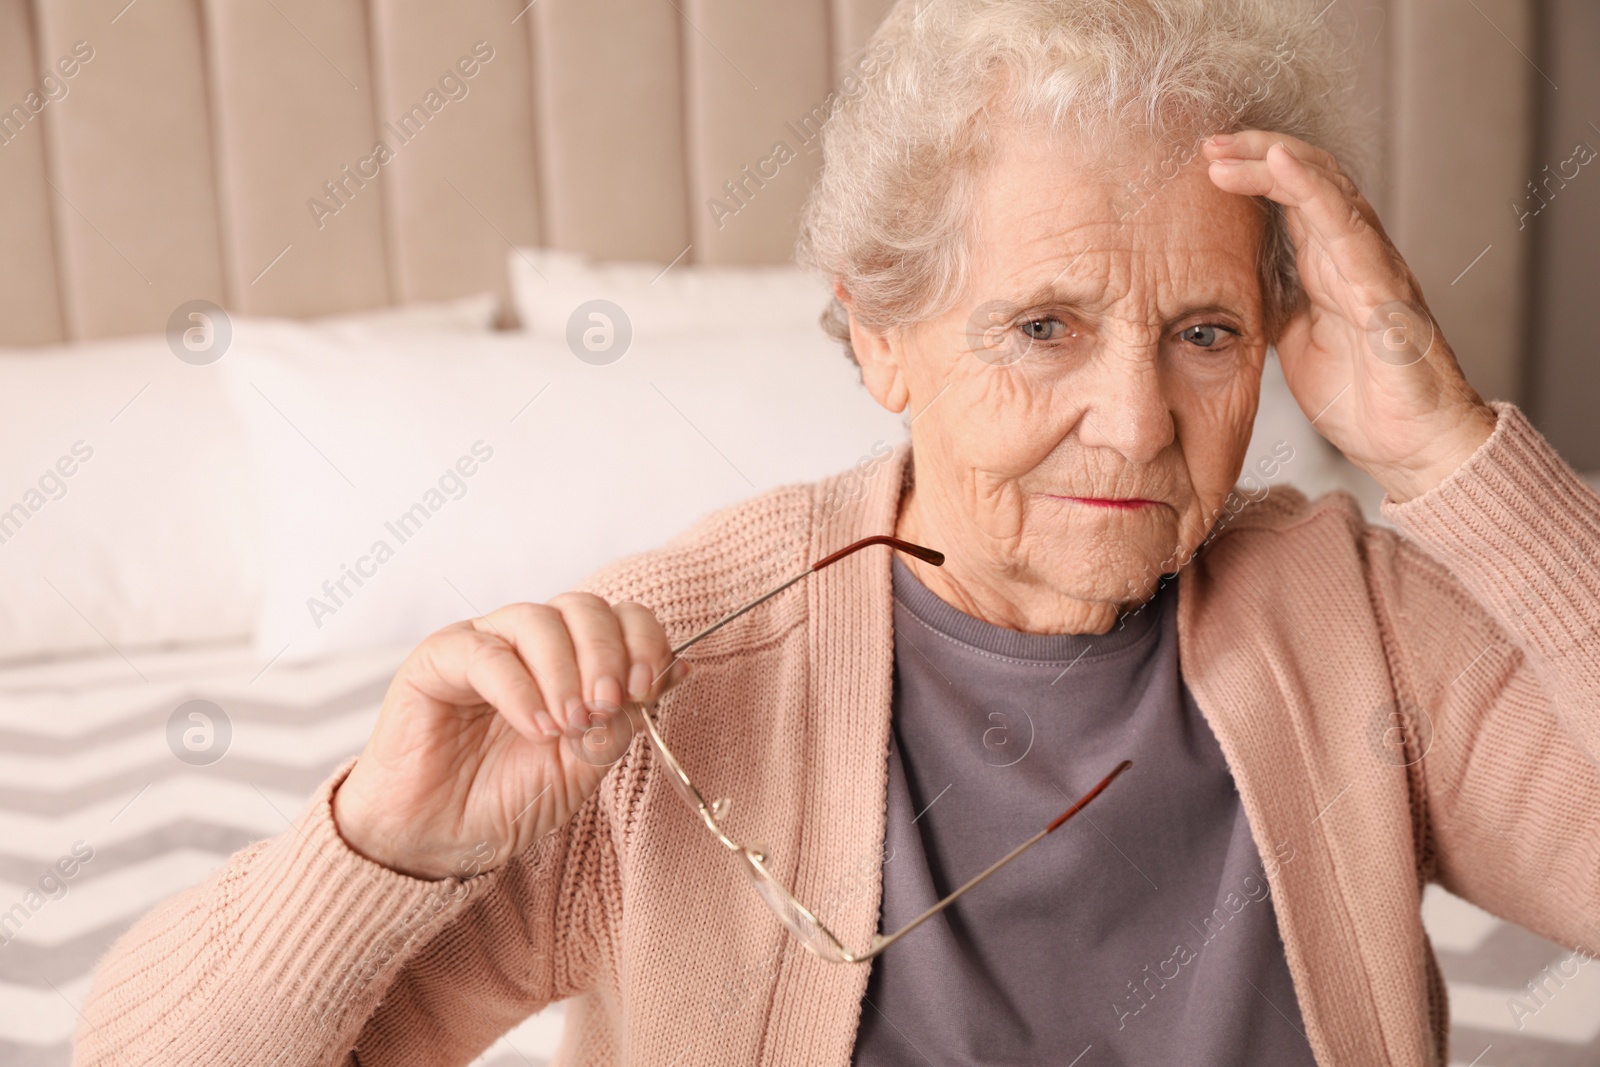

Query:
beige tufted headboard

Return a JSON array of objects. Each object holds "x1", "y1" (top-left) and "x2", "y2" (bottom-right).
[
  {"x1": 0, "y1": 0, "x2": 898, "y2": 343},
  {"x1": 0, "y1": 0, "x2": 1538, "y2": 410}
]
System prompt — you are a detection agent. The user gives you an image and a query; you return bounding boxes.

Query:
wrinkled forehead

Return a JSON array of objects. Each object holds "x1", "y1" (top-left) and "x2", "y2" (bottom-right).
[{"x1": 964, "y1": 126, "x2": 1266, "y2": 322}]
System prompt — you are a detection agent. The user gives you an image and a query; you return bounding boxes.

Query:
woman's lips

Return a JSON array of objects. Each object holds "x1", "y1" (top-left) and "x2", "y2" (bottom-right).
[{"x1": 1047, "y1": 495, "x2": 1160, "y2": 510}]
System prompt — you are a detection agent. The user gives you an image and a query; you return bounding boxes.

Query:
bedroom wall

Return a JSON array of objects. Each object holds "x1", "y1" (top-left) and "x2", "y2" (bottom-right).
[
  {"x1": 1525, "y1": 0, "x2": 1600, "y2": 470},
  {"x1": 1388, "y1": 0, "x2": 1537, "y2": 410}
]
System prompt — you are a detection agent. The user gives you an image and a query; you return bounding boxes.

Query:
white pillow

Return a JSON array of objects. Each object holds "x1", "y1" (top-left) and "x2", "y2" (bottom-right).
[
  {"x1": 508, "y1": 248, "x2": 832, "y2": 338},
  {"x1": 0, "y1": 337, "x2": 259, "y2": 664},
  {"x1": 0, "y1": 297, "x2": 499, "y2": 665},
  {"x1": 221, "y1": 320, "x2": 905, "y2": 662}
]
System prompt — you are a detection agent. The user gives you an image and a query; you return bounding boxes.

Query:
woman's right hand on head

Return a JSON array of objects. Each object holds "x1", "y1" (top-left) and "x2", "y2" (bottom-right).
[{"x1": 330, "y1": 594, "x2": 687, "y2": 881}]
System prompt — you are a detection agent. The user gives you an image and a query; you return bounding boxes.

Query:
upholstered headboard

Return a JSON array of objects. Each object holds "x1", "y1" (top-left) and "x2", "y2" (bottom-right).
[
  {"x1": 0, "y1": 0, "x2": 898, "y2": 343},
  {"x1": 0, "y1": 0, "x2": 1537, "y2": 409}
]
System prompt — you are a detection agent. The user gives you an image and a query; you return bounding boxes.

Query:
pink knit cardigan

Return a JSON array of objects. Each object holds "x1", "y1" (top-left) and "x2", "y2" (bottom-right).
[{"x1": 73, "y1": 402, "x2": 1600, "y2": 1066}]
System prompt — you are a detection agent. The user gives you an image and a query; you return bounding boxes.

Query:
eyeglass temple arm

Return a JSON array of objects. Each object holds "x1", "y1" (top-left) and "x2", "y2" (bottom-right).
[
  {"x1": 863, "y1": 759, "x2": 1133, "y2": 959},
  {"x1": 666, "y1": 536, "x2": 944, "y2": 659}
]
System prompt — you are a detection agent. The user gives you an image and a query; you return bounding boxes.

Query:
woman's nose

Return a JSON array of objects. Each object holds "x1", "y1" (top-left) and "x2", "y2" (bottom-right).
[{"x1": 1073, "y1": 351, "x2": 1176, "y2": 465}]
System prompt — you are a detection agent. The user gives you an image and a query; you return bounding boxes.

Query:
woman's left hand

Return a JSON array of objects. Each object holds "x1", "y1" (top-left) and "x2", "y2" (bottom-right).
[{"x1": 1200, "y1": 129, "x2": 1498, "y2": 503}]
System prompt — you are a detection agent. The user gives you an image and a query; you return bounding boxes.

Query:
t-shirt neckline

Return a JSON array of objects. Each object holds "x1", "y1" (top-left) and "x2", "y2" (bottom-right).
[{"x1": 889, "y1": 554, "x2": 1168, "y2": 663}]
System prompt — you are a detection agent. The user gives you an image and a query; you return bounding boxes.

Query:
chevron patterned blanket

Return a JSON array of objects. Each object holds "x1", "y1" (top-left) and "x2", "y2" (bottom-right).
[{"x1": 0, "y1": 641, "x2": 563, "y2": 1067}]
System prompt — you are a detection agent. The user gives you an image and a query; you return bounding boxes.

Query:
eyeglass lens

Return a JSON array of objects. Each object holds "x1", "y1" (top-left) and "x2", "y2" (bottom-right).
[{"x1": 740, "y1": 848, "x2": 848, "y2": 963}]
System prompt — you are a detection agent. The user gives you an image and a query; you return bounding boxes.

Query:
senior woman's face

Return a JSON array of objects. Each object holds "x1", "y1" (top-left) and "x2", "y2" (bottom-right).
[{"x1": 853, "y1": 127, "x2": 1270, "y2": 634}]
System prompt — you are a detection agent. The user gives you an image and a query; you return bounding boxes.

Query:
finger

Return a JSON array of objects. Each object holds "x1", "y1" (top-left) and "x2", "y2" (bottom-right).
[
  {"x1": 409, "y1": 627, "x2": 551, "y2": 742},
  {"x1": 1203, "y1": 145, "x2": 1351, "y2": 199},
  {"x1": 1201, "y1": 128, "x2": 1340, "y2": 173},
  {"x1": 1261, "y1": 141, "x2": 1400, "y2": 293},
  {"x1": 1202, "y1": 130, "x2": 1373, "y2": 224},
  {"x1": 1210, "y1": 143, "x2": 1399, "y2": 303},
  {"x1": 550, "y1": 592, "x2": 632, "y2": 721},
  {"x1": 1203, "y1": 137, "x2": 1382, "y2": 235},
  {"x1": 1209, "y1": 140, "x2": 1363, "y2": 238},
  {"x1": 667, "y1": 657, "x2": 690, "y2": 691},
  {"x1": 614, "y1": 601, "x2": 676, "y2": 701},
  {"x1": 476, "y1": 603, "x2": 584, "y2": 735}
]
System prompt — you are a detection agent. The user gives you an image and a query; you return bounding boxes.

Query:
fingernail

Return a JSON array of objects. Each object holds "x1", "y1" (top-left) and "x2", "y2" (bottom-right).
[
  {"x1": 1210, "y1": 157, "x2": 1246, "y2": 166},
  {"x1": 629, "y1": 662, "x2": 653, "y2": 700},
  {"x1": 595, "y1": 675, "x2": 623, "y2": 709},
  {"x1": 1210, "y1": 132, "x2": 1235, "y2": 145},
  {"x1": 533, "y1": 710, "x2": 560, "y2": 738}
]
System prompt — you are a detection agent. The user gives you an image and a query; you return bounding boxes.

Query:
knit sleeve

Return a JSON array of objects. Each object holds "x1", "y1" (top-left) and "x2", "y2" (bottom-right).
[
  {"x1": 70, "y1": 751, "x2": 628, "y2": 1067},
  {"x1": 1363, "y1": 401, "x2": 1600, "y2": 952},
  {"x1": 346, "y1": 736, "x2": 645, "y2": 1066}
]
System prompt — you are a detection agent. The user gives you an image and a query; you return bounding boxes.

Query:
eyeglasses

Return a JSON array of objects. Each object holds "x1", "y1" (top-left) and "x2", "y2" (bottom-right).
[{"x1": 623, "y1": 534, "x2": 1133, "y2": 964}]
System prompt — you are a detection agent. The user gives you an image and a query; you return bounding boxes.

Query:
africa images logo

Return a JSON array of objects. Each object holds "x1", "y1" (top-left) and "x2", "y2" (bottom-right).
[{"x1": 1365, "y1": 697, "x2": 1434, "y2": 768}]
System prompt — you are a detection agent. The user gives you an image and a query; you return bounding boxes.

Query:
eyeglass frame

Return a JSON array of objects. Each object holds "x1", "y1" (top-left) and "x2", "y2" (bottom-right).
[{"x1": 618, "y1": 534, "x2": 1133, "y2": 964}]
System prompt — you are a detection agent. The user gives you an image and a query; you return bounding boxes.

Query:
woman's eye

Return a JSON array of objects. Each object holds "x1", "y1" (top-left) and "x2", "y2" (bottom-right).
[
  {"x1": 1021, "y1": 317, "x2": 1072, "y2": 342},
  {"x1": 1180, "y1": 323, "x2": 1232, "y2": 347}
]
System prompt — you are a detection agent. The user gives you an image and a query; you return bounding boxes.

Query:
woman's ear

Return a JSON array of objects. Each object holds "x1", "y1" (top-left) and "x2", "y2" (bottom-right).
[{"x1": 836, "y1": 281, "x2": 911, "y2": 416}]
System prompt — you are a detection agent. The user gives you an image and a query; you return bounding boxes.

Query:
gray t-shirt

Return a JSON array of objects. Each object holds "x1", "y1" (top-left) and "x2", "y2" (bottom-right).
[{"x1": 850, "y1": 556, "x2": 1317, "y2": 1066}]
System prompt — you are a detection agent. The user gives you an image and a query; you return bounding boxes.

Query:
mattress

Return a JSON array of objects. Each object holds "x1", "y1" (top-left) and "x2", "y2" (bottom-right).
[{"x1": 0, "y1": 643, "x2": 1592, "y2": 1065}]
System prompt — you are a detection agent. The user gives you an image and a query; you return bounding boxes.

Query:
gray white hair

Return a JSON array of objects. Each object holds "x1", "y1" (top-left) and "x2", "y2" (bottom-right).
[{"x1": 796, "y1": 0, "x2": 1369, "y2": 363}]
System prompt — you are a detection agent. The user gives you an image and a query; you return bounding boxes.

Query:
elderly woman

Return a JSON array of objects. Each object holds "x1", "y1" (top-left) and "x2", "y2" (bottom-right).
[{"x1": 76, "y1": 0, "x2": 1598, "y2": 1065}]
